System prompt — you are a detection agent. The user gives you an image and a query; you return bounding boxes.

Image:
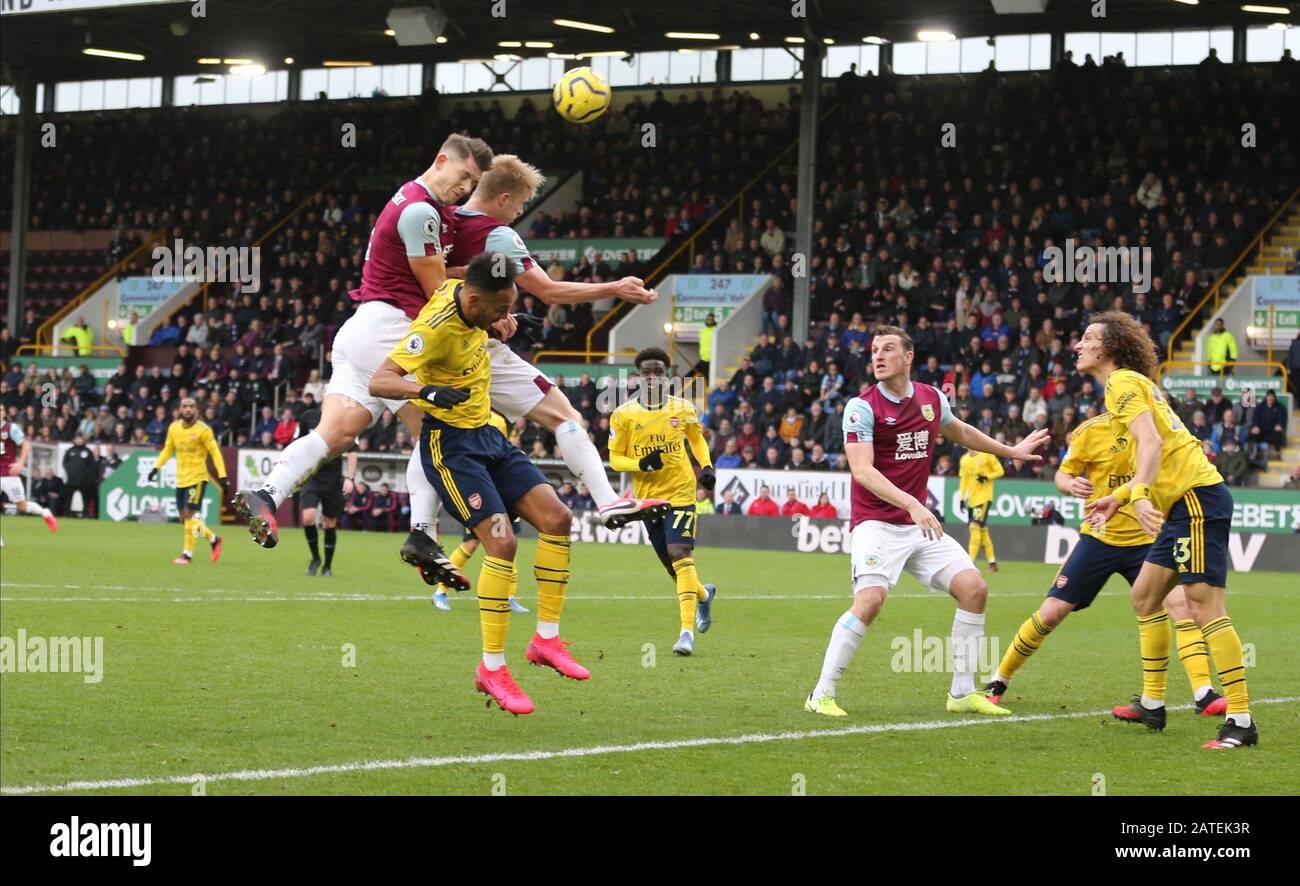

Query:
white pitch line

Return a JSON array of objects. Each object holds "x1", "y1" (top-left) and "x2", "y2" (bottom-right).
[
  {"x1": 3, "y1": 696, "x2": 1296, "y2": 796},
  {"x1": 0, "y1": 591, "x2": 1112, "y2": 603}
]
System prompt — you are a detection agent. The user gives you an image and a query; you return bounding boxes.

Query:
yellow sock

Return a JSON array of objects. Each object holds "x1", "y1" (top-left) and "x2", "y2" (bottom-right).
[
  {"x1": 1201, "y1": 616, "x2": 1250, "y2": 715},
  {"x1": 982, "y1": 528, "x2": 996, "y2": 564},
  {"x1": 534, "y1": 533, "x2": 570, "y2": 625},
  {"x1": 967, "y1": 524, "x2": 982, "y2": 562},
  {"x1": 996, "y1": 611, "x2": 1054, "y2": 680},
  {"x1": 672, "y1": 556, "x2": 704, "y2": 632},
  {"x1": 1173, "y1": 618, "x2": 1213, "y2": 697},
  {"x1": 194, "y1": 520, "x2": 215, "y2": 542},
  {"x1": 477, "y1": 556, "x2": 515, "y2": 654},
  {"x1": 182, "y1": 518, "x2": 195, "y2": 556},
  {"x1": 438, "y1": 543, "x2": 476, "y2": 596},
  {"x1": 1137, "y1": 610, "x2": 1171, "y2": 702}
]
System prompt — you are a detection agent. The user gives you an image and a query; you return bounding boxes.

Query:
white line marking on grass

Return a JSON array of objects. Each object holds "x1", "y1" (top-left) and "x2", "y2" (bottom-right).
[{"x1": 3, "y1": 696, "x2": 1296, "y2": 796}]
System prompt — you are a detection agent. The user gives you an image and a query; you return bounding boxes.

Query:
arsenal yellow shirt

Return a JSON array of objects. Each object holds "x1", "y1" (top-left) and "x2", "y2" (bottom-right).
[{"x1": 1059, "y1": 413, "x2": 1152, "y2": 547}]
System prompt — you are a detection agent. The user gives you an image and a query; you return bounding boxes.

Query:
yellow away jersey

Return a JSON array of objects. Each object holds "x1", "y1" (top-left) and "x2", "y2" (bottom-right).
[
  {"x1": 388, "y1": 280, "x2": 491, "y2": 429},
  {"x1": 1104, "y1": 368, "x2": 1222, "y2": 512},
  {"x1": 958, "y1": 451, "x2": 1003, "y2": 507},
  {"x1": 609, "y1": 396, "x2": 701, "y2": 507},
  {"x1": 1059, "y1": 413, "x2": 1152, "y2": 547},
  {"x1": 487, "y1": 410, "x2": 509, "y2": 438},
  {"x1": 158, "y1": 419, "x2": 224, "y2": 489}
]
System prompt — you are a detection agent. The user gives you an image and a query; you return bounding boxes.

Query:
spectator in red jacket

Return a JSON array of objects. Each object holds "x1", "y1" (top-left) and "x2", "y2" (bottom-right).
[
  {"x1": 272, "y1": 407, "x2": 298, "y2": 448},
  {"x1": 781, "y1": 488, "x2": 811, "y2": 517},
  {"x1": 747, "y1": 485, "x2": 780, "y2": 516},
  {"x1": 809, "y1": 492, "x2": 839, "y2": 519}
]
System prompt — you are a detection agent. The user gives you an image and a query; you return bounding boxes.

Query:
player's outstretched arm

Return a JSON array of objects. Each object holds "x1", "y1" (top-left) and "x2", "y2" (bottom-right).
[
  {"x1": 942, "y1": 418, "x2": 1050, "y2": 463},
  {"x1": 846, "y1": 441, "x2": 943, "y2": 538},
  {"x1": 517, "y1": 264, "x2": 656, "y2": 306}
]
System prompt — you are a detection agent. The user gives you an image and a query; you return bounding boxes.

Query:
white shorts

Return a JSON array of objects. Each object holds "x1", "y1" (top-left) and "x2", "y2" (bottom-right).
[
  {"x1": 1, "y1": 475, "x2": 26, "y2": 504},
  {"x1": 327, "y1": 301, "x2": 414, "y2": 426},
  {"x1": 487, "y1": 338, "x2": 554, "y2": 423},
  {"x1": 849, "y1": 520, "x2": 976, "y2": 594}
]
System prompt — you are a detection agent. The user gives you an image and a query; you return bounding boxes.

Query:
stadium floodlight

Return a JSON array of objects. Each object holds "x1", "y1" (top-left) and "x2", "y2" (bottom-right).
[
  {"x1": 918, "y1": 30, "x2": 957, "y2": 42},
  {"x1": 436, "y1": 35, "x2": 447, "y2": 43},
  {"x1": 322, "y1": 60, "x2": 373, "y2": 67},
  {"x1": 197, "y1": 57, "x2": 222, "y2": 64},
  {"x1": 554, "y1": 18, "x2": 615, "y2": 34},
  {"x1": 577, "y1": 49, "x2": 630, "y2": 57},
  {"x1": 666, "y1": 32, "x2": 722, "y2": 40},
  {"x1": 1241, "y1": 4, "x2": 1290, "y2": 12},
  {"x1": 83, "y1": 48, "x2": 145, "y2": 61},
  {"x1": 229, "y1": 64, "x2": 266, "y2": 77},
  {"x1": 384, "y1": 29, "x2": 396, "y2": 36},
  {"x1": 284, "y1": 57, "x2": 295, "y2": 64},
  {"x1": 863, "y1": 36, "x2": 888, "y2": 44},
  {"x1": 524, "y1": 41, "x2": 554, "y2": 48},
  {"x1": 785, "y1": 36, "x2": 806, "y2": 43},
  {"x1": 1171, "y1": 1, "x2": 1200, "y2": 6},
  {"x1": 749, "y1": 32, "x2": 760, "y2": 39},
  {"x1": 498, "y1": 41, "x2": 522, "y2": 47},
  {"x1": 663, "y1": 322, "x2": 674, "y2": 334},
  {"x1": 222, "y1": 58, "x2": 253, "y2": 65}
]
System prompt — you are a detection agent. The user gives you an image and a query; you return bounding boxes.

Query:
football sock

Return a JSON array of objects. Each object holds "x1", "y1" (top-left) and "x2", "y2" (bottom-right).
[
  {"x1": 967, "y1": 525, "x2": 982, "y2": 562},
  {"x1": 260, "y1": 430, "x2": 331, "y2": 507},
  {"x1": 478, "y1": 556, "x2": 515, "y2": 663},
  {"x1": 1173, "y1": 618, "x2": 1213, "y2": 698},
  {"x1": 1201, "y1": 616, "x2": 1250, "y2": 718},
  {"x1": 440, "y1": 542, "x2": 476, "y2": 596},
  {"x1": 997, "y1": 611, "x2": 1055, "y2": 681},
  {"x1": 813, "y1": 611, "x2": 867, "y2": 699},
  {"x1": 24, "y1": 502, "x2": 50, "y2": 518},
  {"x1": 194, "y1": 520, "x2": 215, "y2": 542},
  {"x1": 950, "y1": 608, "x2": 985, "y2": 698},
  {"x1": 304, "y1": 524, "x2": 320, "y2": 560},
  {"x1": 534, "y1": 532, "x2": 570, "y2": 629},
  {"x1": 981, "y1": 530, "x2": 996, "y2": 565},
  {"x1": 1137, "y1": 609, "x2": 1170, "y2": 705},
  {"x1": 323, "y1": 528, "x2": 336, "y2": 569},
  {"x1": 406, "y1": 449, "x2": 440, "y2": 537},
  {"x1": 672, "y1": 556, "x2": 704, "y2": 632},
  {"x1": 555, "y1": 419, "x2": 618, "y2": 508},
  {"x1": 182, "y1": 517, "x2": 196, "y2": 557}
]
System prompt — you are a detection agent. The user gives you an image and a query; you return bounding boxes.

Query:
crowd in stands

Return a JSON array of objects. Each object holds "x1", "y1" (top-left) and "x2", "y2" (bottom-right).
[
  {"x1": 3, "y1": 61, "x2": 1297, "y2": 516},
  {"x1": 699, "y1": 60, "x2": 1296, "y2": 493}
]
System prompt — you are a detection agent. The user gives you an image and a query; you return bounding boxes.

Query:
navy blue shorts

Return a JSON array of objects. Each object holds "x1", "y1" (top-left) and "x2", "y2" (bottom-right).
[
  {"x1": 419, "y1": 415, "x2": 546, "y2": 531},
  {"x1": 176, "y1": 482, "x2": 206, "y2": 513},
  {"x1": 647, "y1": 504, "x2": 698, "y2": 564},
  {"x1": 1149, "y1": 482, "x2": 1232, "y2": 588},
  {"x1": 1049, "y1": 534, "x2": 1151, "y2": 611},
  {"x1": 966, "y1": 502, "x2": 990, "y2": 525}
]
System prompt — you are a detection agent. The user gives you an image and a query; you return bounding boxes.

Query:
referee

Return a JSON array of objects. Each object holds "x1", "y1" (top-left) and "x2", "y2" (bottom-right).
[{"x1": 296, "y1": 406, "x2": 356, "y2": 577}]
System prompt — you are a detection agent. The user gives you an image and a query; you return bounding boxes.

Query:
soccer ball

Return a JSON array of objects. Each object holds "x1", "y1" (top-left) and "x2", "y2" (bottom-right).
[{"x1": 552, "y1": 66, "x2": 611, "y2": 124}]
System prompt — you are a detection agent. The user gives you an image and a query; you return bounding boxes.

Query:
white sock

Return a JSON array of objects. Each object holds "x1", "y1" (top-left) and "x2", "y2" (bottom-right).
[
  {"x1": 482, "y1": 651, "x2": 506, "y2": 670},
  {"x1": 994, "y1": 672, "x2": 1011, "y2": 686},
  {"x1": 1140, "y1": 695, "x2": 1165, "y2": 710},
  {"x1": 1194, "y1": 685, "x2": 1211, "y2": 702},
  {"x1": 259, "y1": 430, "x2": 332, "y2": 507},
  {"x1": 554, "y1": 419, "x2": 617, "y2": 508},
  {"x1": 24, "y1": 503, "x2": 49, "y2": 518},
  {"x1": 812, "y1": 611, "x2": 867, "y2": 699},
  {"x1": 1228, "y1": 713, "x2": 1252, "y2": 727},
  {"x1": 950, "y1": 608, "x2": 985, "y2": 698},
  {"x1": 536, "y1": 620, "x2": 560, "y2": 639},
  {"x1": 406, "y1": 449, "x2": 441, "y2": 537}
]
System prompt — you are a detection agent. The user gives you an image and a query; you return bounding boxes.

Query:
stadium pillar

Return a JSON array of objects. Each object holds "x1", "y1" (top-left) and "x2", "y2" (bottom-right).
[
  {"x1": 792, "y1": 34, "x2": 822, "y2": 345},
  {"x1": 6, "y1": 72, "x2": 35, "y2": 333}
]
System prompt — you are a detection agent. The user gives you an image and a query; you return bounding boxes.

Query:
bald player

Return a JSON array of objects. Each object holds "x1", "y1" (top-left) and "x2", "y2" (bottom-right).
[{"x1": 150, "y1": 397, "x2": 227, "y2": 565}]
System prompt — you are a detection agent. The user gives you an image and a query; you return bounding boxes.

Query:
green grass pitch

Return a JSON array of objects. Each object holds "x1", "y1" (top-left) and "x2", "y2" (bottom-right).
[{"x1": 1, "y1": 517, "x2": 1296, "y2": 795}]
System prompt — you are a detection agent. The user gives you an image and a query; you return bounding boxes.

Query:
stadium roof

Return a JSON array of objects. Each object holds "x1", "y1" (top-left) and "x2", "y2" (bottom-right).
[{"x1": 0, "y1": 0, "x2": 1291, "y2": 85}]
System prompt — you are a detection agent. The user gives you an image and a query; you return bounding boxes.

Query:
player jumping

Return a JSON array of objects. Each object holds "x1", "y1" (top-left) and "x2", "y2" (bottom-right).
[
  {"x1": 0, "y1": 419, "x2": 59, "y2": 546},
  {"x1": 608, "y1": 347, "x2": 717, "y2": 656},
  {"x1": 149, "y1": 397, "x2": 226, "y2": 565},
  {"x1": 1077, "y1": 312, "x2": 1256, "y2": 749},
  {"x1": 804, "y1": 326, "x2": 1051, "y2": 718},
  {"x1": 983, "y1": 412, "x2": 1228, "y2": 717},
  {"x1": 369, "y1": 254, "x2": 589, "y2": 716}
]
